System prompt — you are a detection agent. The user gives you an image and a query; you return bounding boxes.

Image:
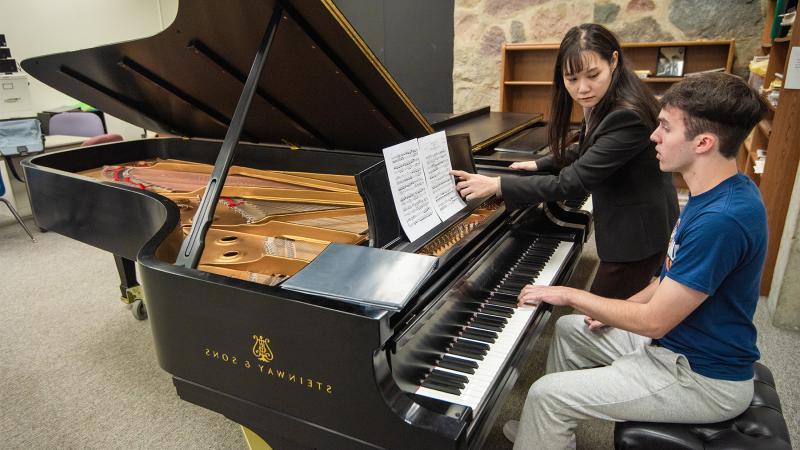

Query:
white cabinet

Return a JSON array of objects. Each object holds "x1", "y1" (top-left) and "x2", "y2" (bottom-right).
[{"x1": 0, "y1": 75, "x2": 34, "y2": 119}]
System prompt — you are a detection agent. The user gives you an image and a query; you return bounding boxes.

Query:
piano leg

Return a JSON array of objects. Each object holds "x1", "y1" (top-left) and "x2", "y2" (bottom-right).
[
  {"x1": 113, "y1": 255, "x2": 146, "y2": 320},
  {"x1": 240, "y1": 427, "x2": 311, "y2": 450},
  {"x1": 241, "y1": 426, "x2": 272, "y2": 450}
]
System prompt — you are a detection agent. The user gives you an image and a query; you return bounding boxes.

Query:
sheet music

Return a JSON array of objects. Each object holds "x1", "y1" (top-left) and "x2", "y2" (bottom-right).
[
  {"x1": 383, "y1": 139, "x2": 441, "y2": 242},
  {"x1": 418, "y1": 131, "x2": 466, "y2": 221}
]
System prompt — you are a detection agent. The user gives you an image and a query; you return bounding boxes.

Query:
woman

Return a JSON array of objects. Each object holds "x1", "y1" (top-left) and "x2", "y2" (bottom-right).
[{"x1": 452, "y1": 23, "x2": 678, "y2": 300}]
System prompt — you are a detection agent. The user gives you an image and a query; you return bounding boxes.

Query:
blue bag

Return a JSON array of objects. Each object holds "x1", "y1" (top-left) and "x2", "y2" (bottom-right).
[{"x1": 0, "y1": 118, "x2": 44, "y2": 156}]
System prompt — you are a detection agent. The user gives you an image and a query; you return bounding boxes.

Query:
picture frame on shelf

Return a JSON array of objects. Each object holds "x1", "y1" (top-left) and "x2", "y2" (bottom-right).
[{"x1": 655, "y1": 46, "x2": 686, "y2": 77}]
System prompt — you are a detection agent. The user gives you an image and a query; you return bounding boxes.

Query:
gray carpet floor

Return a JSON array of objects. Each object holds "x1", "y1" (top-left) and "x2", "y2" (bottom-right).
[{"x1": 0, "y1": 216, "x2": 797, "y2": 449}]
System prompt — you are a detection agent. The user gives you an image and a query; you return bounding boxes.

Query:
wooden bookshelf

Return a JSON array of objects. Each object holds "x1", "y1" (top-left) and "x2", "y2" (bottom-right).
[
  {"x1": 499, "y1": 40, "x2": 735, "y2": 122},
  {"x1": 499, "y1": 40, "x2": 734, "y2": 191},
  {"x1": 746, "y1": 0, "x2": 800, "y2": 295}
]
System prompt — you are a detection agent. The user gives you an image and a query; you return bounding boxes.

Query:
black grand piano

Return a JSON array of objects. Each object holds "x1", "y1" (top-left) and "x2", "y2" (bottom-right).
[{"x1": 21, "y1": 1, "x2": 586, "y2": 448}]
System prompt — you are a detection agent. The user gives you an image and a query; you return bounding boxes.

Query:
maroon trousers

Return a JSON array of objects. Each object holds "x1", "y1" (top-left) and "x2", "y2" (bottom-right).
[{"x1": 589, "y1": 251, "x2": 666, "y2": 299}]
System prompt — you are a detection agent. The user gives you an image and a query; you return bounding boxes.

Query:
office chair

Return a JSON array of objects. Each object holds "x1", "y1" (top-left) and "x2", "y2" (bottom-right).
[
  {"x1": 48, "y1": 112, "x2": 105, "y2": 137},
  {"x1": 0, "y1": 167, "x2": 36, "y2": 242}
]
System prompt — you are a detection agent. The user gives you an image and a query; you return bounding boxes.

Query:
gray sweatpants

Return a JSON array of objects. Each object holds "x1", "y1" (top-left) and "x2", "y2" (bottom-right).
[{"x1": 513, "y1": 314, "x2": 754, "y2": 450}]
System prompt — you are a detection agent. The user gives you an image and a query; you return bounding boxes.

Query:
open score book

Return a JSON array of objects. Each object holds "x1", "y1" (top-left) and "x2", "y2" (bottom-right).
[{"x1": 382, "y1": 131, "x2": 467, "y2": 242}]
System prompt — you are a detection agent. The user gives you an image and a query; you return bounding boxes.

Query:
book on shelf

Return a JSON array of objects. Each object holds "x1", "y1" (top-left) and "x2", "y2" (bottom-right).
[
  {"x1": 684, "y1": 67, "x2": 726, "y2": 77},
  {"x1": 754, "y1": 149, "x2": 766, "y2": 174}
]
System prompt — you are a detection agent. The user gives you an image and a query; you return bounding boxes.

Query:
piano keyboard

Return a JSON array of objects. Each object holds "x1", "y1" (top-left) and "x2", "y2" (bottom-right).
[
  {"x1": 415, "y1": 238, "x2": 574, "y2": 410},
  {"x1": 563, "y1": 194, "x2": 593, "y2": 214}
]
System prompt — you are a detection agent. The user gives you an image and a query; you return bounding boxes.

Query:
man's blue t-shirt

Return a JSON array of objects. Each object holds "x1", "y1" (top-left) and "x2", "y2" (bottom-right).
[{"x1": 658, "y1": 173, "x2": 766, "y2": 381}]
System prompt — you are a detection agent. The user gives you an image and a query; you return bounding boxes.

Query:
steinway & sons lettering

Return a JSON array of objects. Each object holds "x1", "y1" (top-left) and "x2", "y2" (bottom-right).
[{"x1": 203, "y1": 348, "x2": 334, "y2": 395}]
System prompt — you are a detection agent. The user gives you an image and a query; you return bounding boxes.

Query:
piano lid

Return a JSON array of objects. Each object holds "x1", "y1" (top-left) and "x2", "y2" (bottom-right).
[{"x1": 21, "y1": 0, "x2": 432, "y2": 153}]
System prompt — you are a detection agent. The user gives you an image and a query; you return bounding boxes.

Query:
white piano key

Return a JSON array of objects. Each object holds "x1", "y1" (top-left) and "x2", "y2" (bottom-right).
[{"x1": 582, "y1": 195, "x2": 593, "y2": 214}]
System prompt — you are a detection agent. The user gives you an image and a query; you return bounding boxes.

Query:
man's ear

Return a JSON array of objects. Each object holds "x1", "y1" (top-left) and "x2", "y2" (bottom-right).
[{"x1": 694, "y1": 133, "x2": 717, "y2": 155}]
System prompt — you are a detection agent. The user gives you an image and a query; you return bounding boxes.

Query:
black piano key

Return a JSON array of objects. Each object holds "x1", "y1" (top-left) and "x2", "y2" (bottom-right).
[
  {"x1": 472, "y1": 318, "x2": 505, "y2": 332},
  {"x1": 438, "y1": 357, "x2": 476, "y2": 374},
  {"x1": 511, "y1": 261, "x2": 544, "y2": 270},
  {"x1": 487, "y1": 299, "x2": 517, "y2": 310},
  {"x1": 462, "y1": 328, "x2": 497, "y2": 343},
  {"x1": 504, "y1": 271, "x2": 536, "y2": 280},
  {"x1": 473, "y1": 315, "x2": 506, "y2": 328},
  {"x1": 490, "y1": 287, "x2": 519, "y2": 297},
  {"x1": 476, "y1": 312, "x2": 507, "y2": 325},
  {"x1": 488, "y1": 298, "x2": 518, "y2": 310},
  {"x1": 526, "y1": 246, "x2": 556, "y2": 253},
  {"x1": 511, "y1": 266, "x2": 543, "y2": 276},
  {"x1": 465, "y1": 327, "x2": 498, "y2": 339},
  {"x1": 462, "y1": 330, "x2": 495, "y2": 344},
  {"x1": 509, "y1": 266, "x2": 542, "y2": 275},
  {"x1": 502, "y1": 274, "x2": 534, "y2": 283},
  {"x1": 513, "y1": 262, "x2": 545, "y2": 271},
  {"x1": 491, "y1": 287, "x2": 519, "y2": 297},
  {"x1": 481, "y1": 305, "x2": 513, "y2": 318},
  {"x1": 454, "y1": 338, "x2": 489, "y2": 353},
  {"x1": 498, "y1": 280, "x2": 527, "y2": 291},
  {"x1": 477, "y1": 296, "x2": 510, "y2": 309},
  {"x1": 461, "y1": 330, "x2": 497, "y2": 344},
  {"x1": 520, "y1": 261, "x2": 548, "y2": 269},
  {"x1": 488, "y1": 291, "x2": 518, "y2": 302},
  {"x1": 432, "y1": 369, "x2": 470, "y2": 384},
  {"x1": 450, "y1": 344, "x2": 485, "y2": 360},
  {"x1": 512, "y1": 262, "x2": 544, "y2": 271},
  {"x1": 487, "y1": 292, "x2": 517, "y2": 303},
  {"x1": 504, "y1": 275, "x2": 538, "y2": 286},
  {"x1": 421, "y1": 377, "x2": 462, "y2": 395},
  {"x1": 499, "y1": 282, "x2": 528, "y2": 293},
  {"x1": 520, "y1": 254, "x2": 551, "y2": 262},
  {"x1": 427, "y1": 372, "x2": 466, "y2": 389},
  {"x1": 443, "y1": 354, "x2": 479, "y2": 369}
]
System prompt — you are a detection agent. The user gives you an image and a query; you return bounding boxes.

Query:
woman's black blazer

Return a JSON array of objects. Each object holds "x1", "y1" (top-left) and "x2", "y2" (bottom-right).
[{"x1": 500, "y1": 109, "x2": 679, "y2": 263}]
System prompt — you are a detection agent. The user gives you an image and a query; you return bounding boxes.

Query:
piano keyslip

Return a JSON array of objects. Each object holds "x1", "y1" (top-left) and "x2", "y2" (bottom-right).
[{"x1": 415, "y1": 239, "x2": 574, "y2": 410}]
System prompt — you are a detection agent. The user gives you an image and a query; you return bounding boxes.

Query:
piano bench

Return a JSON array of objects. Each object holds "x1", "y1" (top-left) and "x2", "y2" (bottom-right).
[{"x1": 613, "y1": 362, "x2": 792, "y2": 450}]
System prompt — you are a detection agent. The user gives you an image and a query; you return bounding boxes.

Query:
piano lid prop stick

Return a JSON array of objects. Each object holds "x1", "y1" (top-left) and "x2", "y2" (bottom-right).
[{"x1": 176, "y1": 4, "x2": 284, "y2": 269}]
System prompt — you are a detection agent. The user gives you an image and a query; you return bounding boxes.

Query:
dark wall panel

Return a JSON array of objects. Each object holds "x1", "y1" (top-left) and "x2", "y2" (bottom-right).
[{"x1": 334, "y1": 0, "x2": 454, "y2": 114}]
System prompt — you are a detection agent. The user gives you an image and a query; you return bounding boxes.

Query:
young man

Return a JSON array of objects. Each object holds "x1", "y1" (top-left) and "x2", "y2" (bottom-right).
[{"x1": 504, "y1": 72, "x2": 769, "y2": 449}]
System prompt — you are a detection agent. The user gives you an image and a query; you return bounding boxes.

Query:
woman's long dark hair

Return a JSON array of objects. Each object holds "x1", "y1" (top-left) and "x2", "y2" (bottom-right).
[{"x1": 548, "y1": 23, "x2": 659, "y2": 165}]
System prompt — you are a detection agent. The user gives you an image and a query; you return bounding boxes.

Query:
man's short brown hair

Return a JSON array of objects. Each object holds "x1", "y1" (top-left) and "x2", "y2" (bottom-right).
[{"x1": 660, "y1": 73, "x2": 768, "y2": 159}]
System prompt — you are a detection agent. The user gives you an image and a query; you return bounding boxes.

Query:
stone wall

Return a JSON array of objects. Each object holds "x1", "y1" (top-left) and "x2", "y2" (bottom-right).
[{"x1": 454, "y1": 0, "x2": 765, "y2": 112}]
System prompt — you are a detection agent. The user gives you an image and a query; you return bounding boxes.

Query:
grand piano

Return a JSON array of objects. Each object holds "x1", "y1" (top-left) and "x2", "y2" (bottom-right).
[{"x1": 21, "y1": 1, "x2": 586, "y2": 448}]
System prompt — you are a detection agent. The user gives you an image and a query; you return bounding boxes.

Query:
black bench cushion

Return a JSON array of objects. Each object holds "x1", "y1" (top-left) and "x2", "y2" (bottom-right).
[{"x1": 614, "y1": 362, "x2": 792, "y2": 450}]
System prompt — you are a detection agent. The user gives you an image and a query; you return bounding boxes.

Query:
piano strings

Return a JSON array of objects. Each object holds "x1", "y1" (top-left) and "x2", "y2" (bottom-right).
[
  {"x1": 82, "y1": 158, "x2": 498, "y2": 286},
  {"x1": 418, "y1": 199, "x2": 503, "y2": 256}
]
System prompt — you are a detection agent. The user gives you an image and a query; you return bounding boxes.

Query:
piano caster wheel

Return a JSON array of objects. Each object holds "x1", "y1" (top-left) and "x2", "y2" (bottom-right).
[{"x1": 132, "y1": 299, "x2": 148, "y2": 320}]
